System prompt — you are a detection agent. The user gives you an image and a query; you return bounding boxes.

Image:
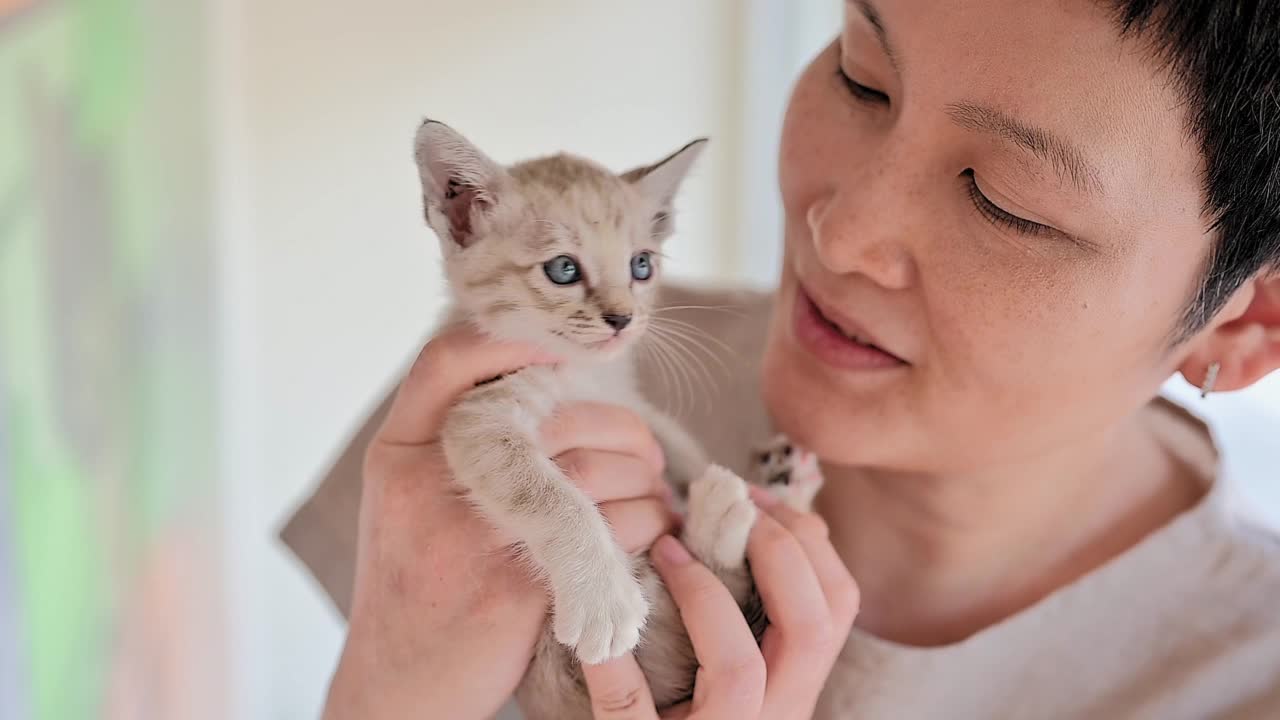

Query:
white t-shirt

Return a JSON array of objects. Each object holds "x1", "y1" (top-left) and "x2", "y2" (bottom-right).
[
  {"x1": 283, "y1": 285, "x2": 1280, "y2": 719},
  {"x1": 815, "y1": 401, "x2": 1280, "y2": 719}
]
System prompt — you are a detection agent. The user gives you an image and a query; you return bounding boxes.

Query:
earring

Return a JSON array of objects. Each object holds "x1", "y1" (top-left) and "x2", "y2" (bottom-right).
[{"x1": 1200, "y1": 361, "x2": 1221, "y2": 399}]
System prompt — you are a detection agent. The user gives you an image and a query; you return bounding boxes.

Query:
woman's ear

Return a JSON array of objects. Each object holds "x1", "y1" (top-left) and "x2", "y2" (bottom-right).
[{"x1": 1179, "y1": 271, "x2": 1280, "y2": 393}]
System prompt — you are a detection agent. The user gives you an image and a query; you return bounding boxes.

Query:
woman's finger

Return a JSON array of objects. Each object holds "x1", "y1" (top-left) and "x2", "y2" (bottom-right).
[
  {"x1": 651, "y1": 536, "x2": 766, "y2": 718},
  {"x1": 541, "y1": 403, "x2": 666, "y2": 473},
  {"x1": 749, "y1": 485, "x2": 860, "y2": 626},
  {"x1": 378, "y1": 325, "x2": 557, "y2": 446},
  {"x1": 744, "y1": 504, "x2": 837, "y2": 714},
  {"x1": 559, "y1": 449, "x2": 668, "y2": 504},
  {"x1": 747, "y1": 507, "x2": 831, "y2": 646},
  {"x1": 746, "y1": 488, "x2": 854, "y2": 717},
  {"x1": 581, "y1": 654, "x2": 660, "y2": 719},
  {"x1": 601, "y1": 498, "x2": 680, "y2": 554}
]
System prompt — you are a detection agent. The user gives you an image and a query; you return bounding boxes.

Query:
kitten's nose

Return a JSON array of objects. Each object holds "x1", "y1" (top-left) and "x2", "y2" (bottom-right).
[{"x1": 602, "y1": 313, "x2": 632, "y2": 331}]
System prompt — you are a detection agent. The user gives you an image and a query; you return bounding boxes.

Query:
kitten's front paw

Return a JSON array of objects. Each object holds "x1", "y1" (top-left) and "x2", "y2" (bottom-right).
[
  {"x1": 753, "y1": 435, "x2": 825, "y2": 511},
  {"x1": 553, "y1": 567, "x2": 649, "y2": 665},
  {"x1": 684, "y1": 464, "x2": 757, "y2": 571}
]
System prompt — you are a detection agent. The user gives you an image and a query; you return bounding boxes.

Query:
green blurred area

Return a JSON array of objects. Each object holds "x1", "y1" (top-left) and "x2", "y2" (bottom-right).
[{"x1": 1, "y1": 1, "x2": 216, "y2": 717}]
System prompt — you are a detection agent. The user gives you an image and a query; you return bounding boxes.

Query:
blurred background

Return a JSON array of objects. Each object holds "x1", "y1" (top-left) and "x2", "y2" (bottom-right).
[{"x1": 0, "y1": 1, "x2": 1276, "y2": 718}]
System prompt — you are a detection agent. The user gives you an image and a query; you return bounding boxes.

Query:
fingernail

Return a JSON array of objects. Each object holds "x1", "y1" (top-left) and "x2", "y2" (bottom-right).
[
  {"x1": 655, "y1": 535, "x2": 692, "y2": 565},
  {"x1": 747, "y1": 484, "x2": 779, "y2": 507}
]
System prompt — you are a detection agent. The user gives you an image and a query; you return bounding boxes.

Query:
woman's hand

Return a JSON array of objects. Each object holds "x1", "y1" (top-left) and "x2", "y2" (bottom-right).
[
  {"x1": 322, "y1": 326, "x2": 675, "y2": 720},
  {"x1": 581, "y1": 486, "x2": 859, "y2": 719}
]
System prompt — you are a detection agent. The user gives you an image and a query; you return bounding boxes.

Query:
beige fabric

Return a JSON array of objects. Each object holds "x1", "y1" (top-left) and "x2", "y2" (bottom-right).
[{"x1": 281, "y1": 284, "x2": 1280, "y2": 718}]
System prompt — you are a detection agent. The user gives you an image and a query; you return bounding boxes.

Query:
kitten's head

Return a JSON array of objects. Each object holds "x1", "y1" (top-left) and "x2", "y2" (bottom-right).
[{"x1": 414, "y1": 119, "x2": 706, "y2": 360}]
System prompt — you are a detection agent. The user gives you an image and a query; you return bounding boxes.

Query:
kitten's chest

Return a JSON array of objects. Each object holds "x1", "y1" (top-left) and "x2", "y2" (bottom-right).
[
  {"x1": 557, "y1": 359, "x2": 638, "y2": 404},
  {"x1": 477, "y1": 355, "x2": 639, "y2": 415}
]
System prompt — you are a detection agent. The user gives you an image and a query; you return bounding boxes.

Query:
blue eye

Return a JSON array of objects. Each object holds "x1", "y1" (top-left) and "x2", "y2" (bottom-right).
[
  {"x1": 543, "y1": 255, "x2": 581, "y2": 285},
  {"x1": 630, "y1": 252, "x2": 653, "y2": 281}
]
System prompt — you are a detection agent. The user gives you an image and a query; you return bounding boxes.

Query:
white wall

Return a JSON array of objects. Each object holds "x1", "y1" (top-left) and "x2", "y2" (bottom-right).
[
  {"x1": 214, "y1": 2, "x2": 747, "y2": 717},
  {"x1": 737, "y1": 0, "x2": 841, "y2": 285}
]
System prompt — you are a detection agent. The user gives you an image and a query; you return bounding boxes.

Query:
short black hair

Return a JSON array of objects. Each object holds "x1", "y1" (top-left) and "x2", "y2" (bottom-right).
[{"x1": 1108, "y1": 1, "x2": 1280, "y2": 340}]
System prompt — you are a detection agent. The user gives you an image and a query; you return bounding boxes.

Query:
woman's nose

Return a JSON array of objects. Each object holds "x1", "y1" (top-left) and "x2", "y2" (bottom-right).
[{"x1": 807, "y1": 187, "x2": 917, "y2": 290}]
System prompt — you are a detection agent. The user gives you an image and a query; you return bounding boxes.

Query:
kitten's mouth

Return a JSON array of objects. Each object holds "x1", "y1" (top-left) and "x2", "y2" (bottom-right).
[
  {"x1": 585, "y1": 336, "x2": 626, "y2": 352},
  {"x1": 581, "y1": 322, "x2": 644, "y2": 353}
]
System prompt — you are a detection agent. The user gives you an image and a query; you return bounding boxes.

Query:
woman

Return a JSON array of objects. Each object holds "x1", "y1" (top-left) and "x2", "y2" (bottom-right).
[{"x1": 285, "y1": 1, "x2": 1280, "y2": 717}]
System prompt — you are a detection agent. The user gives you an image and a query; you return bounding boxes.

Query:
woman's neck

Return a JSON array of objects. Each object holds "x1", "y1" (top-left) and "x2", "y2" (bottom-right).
[{"x1": 816, "y1": 404, "x2": 1206, "y2": 647}]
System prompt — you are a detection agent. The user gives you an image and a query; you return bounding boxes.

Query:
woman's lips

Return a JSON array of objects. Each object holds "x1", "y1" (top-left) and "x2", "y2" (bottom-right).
[{"x1": 792, "y1": 287, "x2": 906, "y2": 371}]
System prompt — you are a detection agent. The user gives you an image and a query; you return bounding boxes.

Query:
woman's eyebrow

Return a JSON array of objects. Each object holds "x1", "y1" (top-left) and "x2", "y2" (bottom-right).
[
  {"x1": 945, "y1": 101, "x2": 1103, "y2": 197},
  {"x1": 850, "y1": 0, "x2": 1103, "y2": 197},
  {"x1": 851, "y1": 0, "x2": 899, "y2": 71}
]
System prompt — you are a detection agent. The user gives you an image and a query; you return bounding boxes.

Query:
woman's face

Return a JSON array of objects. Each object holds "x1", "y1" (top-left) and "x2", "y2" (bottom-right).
[{"x1": 763, "y1": 0, "x2": 1214, "y2": 473}]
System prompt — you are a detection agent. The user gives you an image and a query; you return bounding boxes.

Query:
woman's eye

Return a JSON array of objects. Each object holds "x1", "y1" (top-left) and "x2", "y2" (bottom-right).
[
  {"x1": 630, "y1": 251, "x2": 653, "y2": 281},
  {"x1": 962, "y1": 170, "x2": 1054, "y2": 238},
  {"x1": 836, "y1": 65, "x2": 889, "y2": 105},
  {"x1": 543, "y1": 255, "x2": 582, "y2": 285}
]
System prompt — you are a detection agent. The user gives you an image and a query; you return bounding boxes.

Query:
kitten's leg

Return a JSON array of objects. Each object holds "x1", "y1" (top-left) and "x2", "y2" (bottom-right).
[
  {"x1": 632, "y1": 402, "x2": 709, "y2": 501},
  {"x1": 680, "y1": 465, "x2": 757, "y2": 600},
  {"x1": 443, "y1": 395, "x2": 649, "y2": 664}
]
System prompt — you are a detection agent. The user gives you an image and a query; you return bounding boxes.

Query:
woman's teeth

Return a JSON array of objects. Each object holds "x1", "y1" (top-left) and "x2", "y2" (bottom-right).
[{"x1": 822, "y1": 314, "x2": 876, "y2": 348}]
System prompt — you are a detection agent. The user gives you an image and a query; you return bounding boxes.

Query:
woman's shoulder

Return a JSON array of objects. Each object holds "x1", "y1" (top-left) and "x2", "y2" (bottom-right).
[
  {"x1": 1183, "y1": 495, "x2": 1280, "y2": 714},
  {"x1": 1212, "y1": 455, "x2": 1280, "y2": 626},
  {"x1": 1151, "y1": 388, "x2": 1280, "y2": 572},
  {"x1": 1158, "y1": 389, "x2": 1280, "y2": 656},
  {"x1": 1158, "y1": 381, "x2": 1280, "y2": 528}
]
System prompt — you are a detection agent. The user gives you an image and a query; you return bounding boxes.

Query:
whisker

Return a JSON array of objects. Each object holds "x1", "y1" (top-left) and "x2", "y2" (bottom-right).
[
  {"x1": 649, "y1": 320, "x2": 734, "y2": 381},
  {"x1": 652, "y1": 314, "x2": 739, "y2": 344},
  {"x1": 655, "y1": 317, "x2": 737, "y2": 371},
  {"x1": 667, "y1": 339, "x2": 716, "y2": 418},
  {"x1": 651, "y1": 325, "x2": 727, "y2": 384},
  {"x1": 659, "y1": 328, "x2": 718, "y2": 391},
  {"x1": 648, "y1": 327, "x2": 715, "y2": 415},
  {"x1": 654, "y1": 304, "x2": 749, "y2": 318},
  {"x1": 647, "y1": 331, "x2": 700, "y2": 417},
  {"x1": 658, "y1": 343, "x2": 687, "y2": 418},
  {"x1": 658, "y1": 333, "x2": 699, "y2": 418},
  {"x1": 641, "y1": 334, "x2": 679, "y2": 416},
  {"x1": 640, "y1": 338, "x2": 682, "y2": 417}
]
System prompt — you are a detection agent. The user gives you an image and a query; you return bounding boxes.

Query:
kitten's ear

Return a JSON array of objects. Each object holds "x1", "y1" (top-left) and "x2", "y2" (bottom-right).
[
  {"x1": 622, "y1": 138, "x2": 708, "y2": 240},
  {"x1": 414, "y1": 119, "x2": 507, "y2": 248}
]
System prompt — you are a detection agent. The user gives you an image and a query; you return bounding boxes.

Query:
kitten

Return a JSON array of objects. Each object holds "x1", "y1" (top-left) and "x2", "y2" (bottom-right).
[{"x1": 412, "y1": 119, "x2": 822, "y2": 717}]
